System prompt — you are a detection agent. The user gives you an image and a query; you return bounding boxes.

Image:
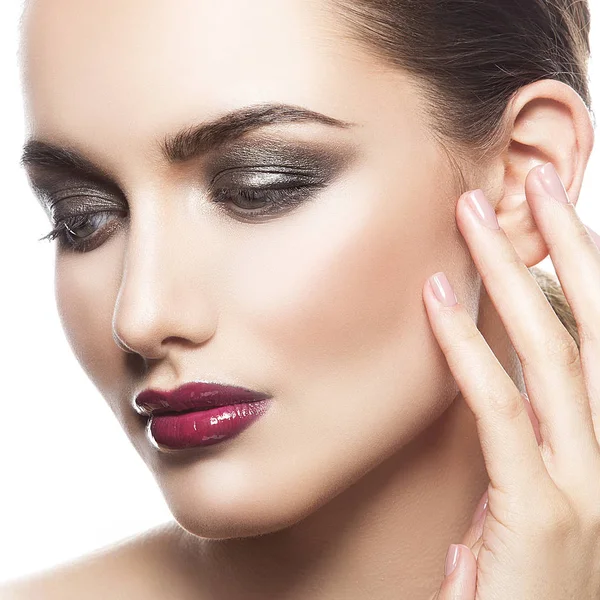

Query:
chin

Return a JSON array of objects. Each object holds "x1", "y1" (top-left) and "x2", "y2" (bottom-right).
[
  {"x1": 149, "y1": 438, "x2": 364, "y2": 539},
  {"x1": 163, "y1": 488, "x2": 324, "y2": 541}
]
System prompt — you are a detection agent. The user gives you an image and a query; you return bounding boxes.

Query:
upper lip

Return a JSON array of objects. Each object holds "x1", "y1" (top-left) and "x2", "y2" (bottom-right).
[{"x1": 133, "y1": 381, "x2": 271, "y2": 417}]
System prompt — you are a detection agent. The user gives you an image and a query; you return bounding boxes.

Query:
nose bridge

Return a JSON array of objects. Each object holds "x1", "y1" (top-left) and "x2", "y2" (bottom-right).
[{"x1": 111, "y1": 199, "x2": 217, "y2": 360}]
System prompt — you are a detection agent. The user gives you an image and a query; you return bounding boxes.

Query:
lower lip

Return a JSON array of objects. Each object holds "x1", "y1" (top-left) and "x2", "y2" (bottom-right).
[{"x1": 147, "y1": 399, "x2": 272, "y2": 450}]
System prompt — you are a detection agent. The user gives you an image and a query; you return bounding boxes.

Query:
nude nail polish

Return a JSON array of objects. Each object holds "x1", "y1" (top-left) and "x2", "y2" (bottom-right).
[
  {"x1": 465, "y1": 189, "x2": 500, "y2": 229},
  {"x1": 538, "y1": 162, "x2": 570, "y2": 204},
  {"x1": 429, "y1": 272, "x2": 457, "y2": 307},
  {"x1": 445, "y1": 544, "x2": 460, "y2": 577}
]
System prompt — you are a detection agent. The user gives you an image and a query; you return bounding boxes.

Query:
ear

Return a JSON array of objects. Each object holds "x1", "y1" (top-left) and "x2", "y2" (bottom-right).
[{"x1": 492, "y1": 79, "x2": 595, "y2": 267}]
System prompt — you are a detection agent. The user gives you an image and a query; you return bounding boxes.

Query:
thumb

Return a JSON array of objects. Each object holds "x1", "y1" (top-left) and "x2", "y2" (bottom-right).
[
  {"x1": 431, "y1": 544, "x2": 477, "y2": 600},
  {"x1": 429, "y1": 490, "x2": 488, "y2": 600},
  {"x1": 461, "y1": 489, "x2": 489, "y2": 552}
]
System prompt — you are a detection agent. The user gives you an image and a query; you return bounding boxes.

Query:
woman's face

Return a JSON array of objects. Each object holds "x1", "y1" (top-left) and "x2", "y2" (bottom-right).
[{"x1": 21, "y1": 0, "x2": 480, "y2": 538}]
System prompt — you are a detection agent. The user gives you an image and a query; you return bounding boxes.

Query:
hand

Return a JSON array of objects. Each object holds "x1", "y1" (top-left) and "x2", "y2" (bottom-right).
[{"x1": 424, "y1": 162, "x2": 600, "y2": 599}]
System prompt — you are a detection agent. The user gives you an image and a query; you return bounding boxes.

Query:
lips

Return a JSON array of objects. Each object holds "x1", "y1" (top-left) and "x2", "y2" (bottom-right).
[{"x1": 133, "y1": 381, "x2": 271, "y2": 417}]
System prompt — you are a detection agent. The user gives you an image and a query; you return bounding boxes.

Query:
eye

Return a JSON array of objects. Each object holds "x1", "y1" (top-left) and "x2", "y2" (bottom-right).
[
  {"x1": 39, "y1": 210, "x2": 127, "y2": 253},
  {"x1": 207, "y1": 163, "x2": 330, "y2": 221},
  {"x1": 37, "y1": 165, "x2": 329, "y2": 252},
  {"x1": 209, "y1": 184, "x2": 321, "y2": 220}
]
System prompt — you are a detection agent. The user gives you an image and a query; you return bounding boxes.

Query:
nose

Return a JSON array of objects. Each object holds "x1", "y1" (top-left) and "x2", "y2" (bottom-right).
[{"x1": 111, "y1": 208, "x2": 218, "y2": 362}]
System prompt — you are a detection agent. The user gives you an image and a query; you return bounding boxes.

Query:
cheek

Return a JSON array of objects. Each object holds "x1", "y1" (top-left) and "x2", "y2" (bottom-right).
[
  {"x1": 212, "y1": 168, "x2": 466, "y2": 506},
  {"x1": 54, "y1": 247, "x2": 126, "y2": 408},
  {"x1": 227, "y1": 172, "x2": 455, "y2": 380}
]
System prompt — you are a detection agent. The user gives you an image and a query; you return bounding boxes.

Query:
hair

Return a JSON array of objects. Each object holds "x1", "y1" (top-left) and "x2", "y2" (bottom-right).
[{"x1": 331, "y1": 0, "x2": 592, "y2": 349}]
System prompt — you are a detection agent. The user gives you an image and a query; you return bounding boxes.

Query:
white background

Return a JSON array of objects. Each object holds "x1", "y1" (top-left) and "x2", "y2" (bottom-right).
[{"x1": 2, "y1": 1, "x2": 600, "y2": 584}]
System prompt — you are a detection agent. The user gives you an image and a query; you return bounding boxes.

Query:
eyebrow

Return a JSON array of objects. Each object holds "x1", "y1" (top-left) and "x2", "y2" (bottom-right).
[{"x1": 20, "y1": 102, "x2": 357, "y2": 180}]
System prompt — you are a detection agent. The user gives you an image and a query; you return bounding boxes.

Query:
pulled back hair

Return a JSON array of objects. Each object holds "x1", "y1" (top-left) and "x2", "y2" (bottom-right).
[{"x1": 331, "y1": 0, "x2": 593, "y2": 349}]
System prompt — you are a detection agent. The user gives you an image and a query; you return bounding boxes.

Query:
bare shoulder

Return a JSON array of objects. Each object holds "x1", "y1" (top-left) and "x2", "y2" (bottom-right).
[{"x1": 0, "y1": 521, "x2": 199, "y2": 600}]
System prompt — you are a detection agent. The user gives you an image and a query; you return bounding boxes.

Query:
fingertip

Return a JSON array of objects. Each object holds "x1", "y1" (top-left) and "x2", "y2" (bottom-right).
[
  {"x1": 470, "y1": 490, "x2": 489, "y2": 527},
  {"x1": 439, "y1": 544, "x2": 477, "y2": 600}
]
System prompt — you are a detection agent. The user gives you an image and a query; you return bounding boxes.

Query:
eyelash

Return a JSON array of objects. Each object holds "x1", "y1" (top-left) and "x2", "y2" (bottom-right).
[{"x1": 39, "y1": 185, "x2": 320, "y2": 253}]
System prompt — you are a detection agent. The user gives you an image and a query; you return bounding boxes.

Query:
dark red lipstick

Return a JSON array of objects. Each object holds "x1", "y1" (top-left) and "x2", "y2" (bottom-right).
[{"x1": 134, "y1": 381, "x2": 272, "y2": 450}]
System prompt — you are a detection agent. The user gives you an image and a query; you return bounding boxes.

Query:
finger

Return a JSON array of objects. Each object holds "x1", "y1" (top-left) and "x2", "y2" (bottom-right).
[
  {"x1": 469, "y1": 490, "x2": 489, "y2": 538},
  {"x1": 522, "y1": 392, "x2": 542, "y2": 445},
  {"x1": 470, "y1": 536, "x2": 484, "y2": 561},
  {"x1": 432, "y1": 544, "x2": 477, "y2": 600},
  {"x1": 584, "y1": 223, "x2": 600, "y2": 252},
  {"x1": 453, "y1": 179, "x2": 598, "y2": 484},
  {"x1": 456, "y1": 490, "x2": 489, "y2": 551},
  {"x1": 525, "y1": 164, "x2": 600, "y2": 449},
  {"x1": 423, "y1": 274, "x2": 553, "y2": 499},
  {"x1": 458, "y1": 395, "x2": 540, "y2": 550}
]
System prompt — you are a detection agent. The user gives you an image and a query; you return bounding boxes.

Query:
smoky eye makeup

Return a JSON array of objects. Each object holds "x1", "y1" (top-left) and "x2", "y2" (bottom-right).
[
  {"x1": 205, "y1": 135, "x2": 360, "y2": 188},
  {"x1": 26, "y1": 134, "x2": 361, "y2": 252},
  {"x1": 26, "y1": 173, "x2": 129, "y2": 252},
  {"x1": 193, "y1": 135, "x2": 361, "y2": 223},
  {"x1": 26, "y1": 169, "x2": 124, "y2": 213}
]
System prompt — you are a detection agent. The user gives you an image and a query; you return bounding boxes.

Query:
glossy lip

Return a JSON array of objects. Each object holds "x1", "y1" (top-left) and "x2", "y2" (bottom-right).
[{"x1": 133, "y1": 380, "x2": 272, "y2": 417}]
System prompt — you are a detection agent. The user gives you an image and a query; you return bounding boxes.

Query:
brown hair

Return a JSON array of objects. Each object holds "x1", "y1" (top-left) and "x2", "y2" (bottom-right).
[{"x1": 331, "y1": 0, "x2": 592, "y2": 349}]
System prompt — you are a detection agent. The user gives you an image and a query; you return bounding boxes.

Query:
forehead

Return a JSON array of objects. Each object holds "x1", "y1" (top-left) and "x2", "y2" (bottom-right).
[{"x1": 20, "y1": 0, "x2": 384, "y2": 167}]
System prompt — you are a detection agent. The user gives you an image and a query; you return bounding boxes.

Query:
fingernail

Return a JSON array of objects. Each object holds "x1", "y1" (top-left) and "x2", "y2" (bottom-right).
[
  {"x1": 471, "y1": 491, "x2": 489, "y2": 526},
  {"x1": 465, "y1": 189, "x2": 501, "y2": 229},
  {"x1": 429, "y1": 272, "x2": 458, "y2": 307},
  {"x1": 445, "y1": 544, "x2": 461, "y2": 577},
  {"x1": 472, "y1": 494, "x2": 489, "y2": 540},
  {"x1": 538, "y1": 162, "x2": 570, "y2": 204},
  {"x1": 585, "y1": 224, "x2": 600, "y2": 251}
]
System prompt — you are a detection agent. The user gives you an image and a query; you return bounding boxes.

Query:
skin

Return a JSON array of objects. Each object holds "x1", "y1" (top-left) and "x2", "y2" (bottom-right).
[
  {"x1": 430, "y1": 169, "x2": 600, "y2": 600},
  {"x1": 7, "y1": 0, "x2": 596, "y2": 598}
]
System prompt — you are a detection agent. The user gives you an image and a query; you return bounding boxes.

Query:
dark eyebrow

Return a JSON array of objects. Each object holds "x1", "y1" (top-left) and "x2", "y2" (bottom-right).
[
  {"x1": 161, "y1": 102, "x2": 357, "y2": 162},
  {"x1": 20, "y1": 102, "x2": 357, "y2": 177}
]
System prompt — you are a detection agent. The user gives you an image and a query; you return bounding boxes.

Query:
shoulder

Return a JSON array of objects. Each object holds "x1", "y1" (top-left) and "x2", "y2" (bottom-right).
[{"x1": 0, "y1": 521, "x2": 196, "y2": 600}]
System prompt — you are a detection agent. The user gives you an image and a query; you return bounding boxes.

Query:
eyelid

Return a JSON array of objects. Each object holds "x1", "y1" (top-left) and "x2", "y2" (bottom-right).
[
  {"x1": 27, "y1": 162, "x2": 121, "y2": 186},
  {"x1": 205, "y1": 137, "x2": 360, "y2": 182},
  {"x1": 30, "y1": 138, "x2": 359, "y2": 215},
  {"x1": 209, "y1": 166, "x2": 331, "y2": 190},
  {"x1": 40, "y1": 187, "x2": 126, "y2": 218}
]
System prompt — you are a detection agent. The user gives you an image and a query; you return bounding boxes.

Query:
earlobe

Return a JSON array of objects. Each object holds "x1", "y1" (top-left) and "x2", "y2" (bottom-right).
[{"x1": 492, "y1": 79, "x2": 594, "y2": 267}]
